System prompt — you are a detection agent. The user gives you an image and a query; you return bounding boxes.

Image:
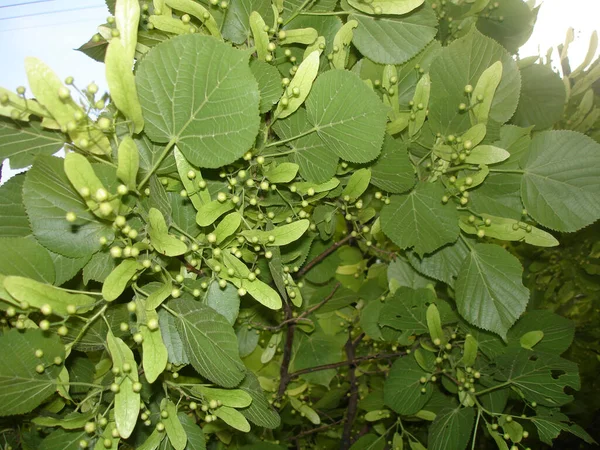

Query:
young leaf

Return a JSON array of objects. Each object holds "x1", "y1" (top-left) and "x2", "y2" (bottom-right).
[
  {"x1": 174, "y1": 147, "x2": 210, "y2": 210},
  {"x1": 4, "y1": 276, "x2": 95, "y2": 315},
  {"x1": 240, "y1": 219, "x2": 309, "y2": 246},
  {"x1": 275, "y1": 50, "x2": 321, "y2": 119},
  {"x1": 161, "y1": 399, "x2": 187, "y2": 450},
  {"x1": 342, "y1": 168, "x2": 371, "y2": 202},
  {"x1": 471, "y1": 61, "x2": 504, "y2": 125},
  {"x1": 214, "y1": 405, "x2": 251, "y2": 432},
  {"x1": 215, "y1": 212, "x2": 242, "y2": 245},
  {"x1": 348, "y1": 0, "x2": 424, "y2": 15},
  {"x1": 426, "y1": 304, "x2": 445, "y2": 345},
  {"x1": 145, "y1": 280, "x2": 173, "y2": 310},
  {"x1": 331, "y1": 20, "x2": 358, "y2": 69},
  {"x1": 464, "y1": 145, "x2": 510, "y2": 165},
  {"x1": 0, "y1": 329, "x2": 65, "y2": 417},
  {"x1": 106, "y1": 331, "x2": 141, "y2": 439},
  {"x1": 102, "y1": 259, "x2": 141, "y2": 302},
  {"x1": 136, "y1": 35, "x2": 259, "y2": 168},
  {"x1": 381, "y1": 183, "x2": 459, "y2": 257},
  {"x1": 170, "y1": 298, "x2": 246, "y2": 387},
  {"x1": 148, "y1": 208, "x2": 188, "y2": 256},
  {"x1": 306, "y1": 69, "x2": 388, "y2": 163},
  {"x1": 409, "y1": 74, "x2": 430, "y2": 137},
  {"x1": 165, "y1": 0, "x2": 221, "y2": 38},
  {"x1": 264, "y1": 162, "x2": 299, "y2": 183},
  {"x1": 249, "y1": 12, "x2": 270, "y2": 61},
  {"x1": 461, "y1": 334, "x2": 478, "y2": 367},
  {"x1": 141, "y1": 309, "x2": 169, "y2": 383},
  {"x1": 455, "y1": 243, "x2": 529, "y2": 340},
  {"x1": 520, "y1": 130, "x2": 600, "y2": 232},
  {"x1": 191, "y1": 386, "x2": 252, "y2": 408},
  {"x1": 117, "y1": 137, "x2": 139, "y2": 190},
  {"x1": 196, "y1": 200, "x2": 234, "y2": 227}
]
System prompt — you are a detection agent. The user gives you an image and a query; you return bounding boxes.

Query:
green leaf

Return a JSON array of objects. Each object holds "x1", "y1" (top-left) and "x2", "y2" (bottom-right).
[
  {"x1": 520, "y1": 130, "x2": 600, "y2": 232},
  {"x1": 275, "y1": 50, "x2": 321, "y2": 119},
  {"x1": 496, "y1": 348, "x2": 580, "y2": 407},
  {"x1": 250, "y1": 59, "x2": 283, "y2": 114},
  {"x1": 381, "y1": 182, "x2": 459, "y2": 257},
  {"x1": 0, "y1": 118, "x2": 64, "y2": 169},
  {"x1": 461, "y1": 334, "x2": 478, "y2": 367},
  {"x1": 196, "y1": 200, "x2": 234, "y2": 227},
  {"x1": 531, "y1": 409, "x2": 597, "y2": 446},
  {"x1": 141, "y1": 309, "x2": 169, "y2": 383},
  {"x1": 33, "y1": 410, "x2": 96, "y2": 429},
  {"x1": 50, "y1": 251, "x2": 91, "y2": 286},
  {"x1": 0, "y1": 237, "x2": 55, "y2": 284},
  {"x1": 407, "y1": 238, "x2": 470, "y2": 288},
  {"x1": 40, "y1": 429, "x2": 88, "y2": 450},
  {"x1": 106, "y1": 331, "x2": 141, "y2": 439},
  {"x1": 0, "y1": 87, "x2": 48, "y2": 122},
  {"x1": 105, "y1": 37, "x2": 145, "y2": 133},
  {"x1": 384, "y1": 354, "x2": 433, "y2": 415},
  {"x1": 464, "y1": 145, "x2": 509, "y2": 165},
  {"x1": 23, "y1": 156, "x2": 113, "y2": 257},
  {"x1": 370, "y1": 136, "x2": 415, "y2": 194},
  {"x1": 507, "y1": 310, "x2": 575, "y2": 355},
  {"x1": 428, "y1": 30, "x2": 521, "y2": 135},
  {"x1": 476, "y1": 0, "x2": 536, "y2": 53},
  {"x1": 191, "y1": 386, "x2": 252, "y2": 408},
  {"x1": 136, "y1": 429, "x2": 165, "y2": 450},
  {"x1": 349, "y1": 7, "x2": 438, "y2": 65},
  {"x1": 349, "y1": 434, "x2": 385, "y2": 450},
  {"x1": 238, "y1": 372, "x2": 281, "y2": 429},
  {"x1": 387, "y1": 258, "x2": 432, "y2": 291},
  {"x1": 204, "y1": 280, "x2": 240, "y2": 325},
  {"x1": 62, "y1": 305, "x2": 129, "y2": 352},
  {"x1": 0, "y1": 329, "x2": 65, "y2": 417},
  {"x1": 512, "y1": 64, "x2": 566, "y2": 130},
  {"x1": 342, "y1": 168, "x2": 371, "y2": 202},
  {"x1": 265, "y1": 162, "x2": 299, "y2": 183},
  {"x1": 170, "y1": 298, "x2": 246, "y2": 387},
  {"x1": 174, "y1": 148, "x2": 210, "y2": 211},
  {"x1": 271, "y1": 108, "x2": 338, "y2": 183},
  {"x1": 83, "y1": 251, "x2": 116, "y2": 285},
  {"x1": 455, "y1": 243, "x2": 529, "y2": 340},
  {"x1": 469, "y1": 173, "x2": 524, "y2": 220},
  {"x1": 148, "y1": 208, "x2": 188, "y2": 256},
  {"x1": 306, "y1": 69, "x2": 388, "y2": 163},
  {"x1": 137, "y1": 135, "x2": 177, "y2": 177},
  {"x1": 426, "y1": 304, "x2": 445, "y2": 345},
  {"x1": 291, "y1": 328, "x2": 345, "y2": 388},
  {"x1": 4, "y1": 276, "x2": 95, "y2": 315},
  {"x1": 241, "y1": 220, "x2": 309, "y2": 246},
  {"x1": 348, "y1": 0, "x2": 424, "y2": 15},
  {"x1": 102, "y1": 259, "x2": 141, "y2": 302},
  {"x1": 117, "y1": 137, "x2": 139, "y2": 189},
  {"x1": 428, "y1": 407, "x2": 475, "y2": 450},
  {"x1": 146, "y1": 281, "x2": 173, "y2": 311},
  {"x1": 214, "y1": 212, "x2": 242, "y2": 245},
  {"x1": 220, "y1": 0, "x2": 273, "y2": 45},
  {"x1": 162, "y1": 399, "x2": 187, "y2": 450},
  {"x1": 379, "y1": 287, "x2": 436, "y2": 335},
  {"x1": 178, "y1": 412, "x2": 206, "y2": 450},
  {"x1": 0, "y1": 175, "x2": 31, "y2": 237},
  {"x1": 214, "y1": 405, "x2": 251, "y2": 432},
  {"x1": 136, "y1": 35, "x2": 260, "y2": 168}
]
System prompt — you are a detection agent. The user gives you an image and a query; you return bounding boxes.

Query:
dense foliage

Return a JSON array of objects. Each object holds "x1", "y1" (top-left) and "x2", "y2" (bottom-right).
[{"x1": 0, "y1": 0, "x2": 599, "y2": 449}]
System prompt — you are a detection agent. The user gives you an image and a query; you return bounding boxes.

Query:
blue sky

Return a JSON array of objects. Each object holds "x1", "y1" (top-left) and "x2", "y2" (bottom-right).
[{"x1": 0, "y1": 0, "x2": 109, "y2": 93}]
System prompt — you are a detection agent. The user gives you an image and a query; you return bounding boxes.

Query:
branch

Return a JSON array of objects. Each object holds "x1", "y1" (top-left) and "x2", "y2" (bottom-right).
[
  {"x1": 341, "y1": 332, "x2": 364, "y2": 450},
  {"x1": 290, "y1": 419, "x2": 345, "y2": 441},
  {"x1": 276, "y1": 301, "x2": 295, "y2": 401},
  {"x1": 295, "y1": 234, "x2": 353, "y2": 279}
]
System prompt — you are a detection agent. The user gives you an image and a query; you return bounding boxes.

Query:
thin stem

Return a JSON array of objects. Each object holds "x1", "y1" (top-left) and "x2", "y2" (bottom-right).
[
  {"x1": 55, "y1": 381, "x2": 104, "y2": 389},
  {"x1": 54, "y1": 286, "x2": 104, "y2": 296},
  {"x1": 137, "y1": 139, "x2": 176, "y2": 190},
  {"x1": 276, "y1": 301, "x2": 296, "y2": 401},
  {"x1": 263, "y1": 127, "x2": 316, "y2": 149},
  {"x1": 474, "y1": 381, "x2": 511, "y2": 397},
  {"x1": 299, "y1": 11, "x2": 351, "y2": 16},
  {"x1": 471, "y1": 409, "x2": 481, "y2": 450},
  {"x1": 459, "y1": 233, "x2": 476, "y2": 252},
  {"x1": 488, "y1": 168, "x2": 525, "y2": 174},
  {"x1": 284, "y1": 0, "x2": 313, "y2": 25},
  {"x1": 65, "y1": 305, "x2": 108, "y2": 353},
  {"x1": 295, "y1": 234, "x2": 353, "y2": 278},
  {"x1": 290, "y1": 351, "x2": 406, "y2": 378},
  {"x1": 290, "y1": 419, "x2": 345, "y2": 441}
]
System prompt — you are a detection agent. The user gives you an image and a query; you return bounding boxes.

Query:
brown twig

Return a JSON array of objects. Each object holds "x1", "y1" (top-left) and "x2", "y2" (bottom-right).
[
  {"x1": 341, "y1": 331, "x2": 364, "y2": 450},
  {"x1": 295, "y1": 234, "x2": 353, "y2": 279},
  {"x1": 290, "y1": 350, "x2": 405, "y2": 379},
  {"x1": 290, "y1": 419, "x2": 345, "y2": 441},
  {"x1": 252, "y1": 282, "x2": 341, "y2": 331}
]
